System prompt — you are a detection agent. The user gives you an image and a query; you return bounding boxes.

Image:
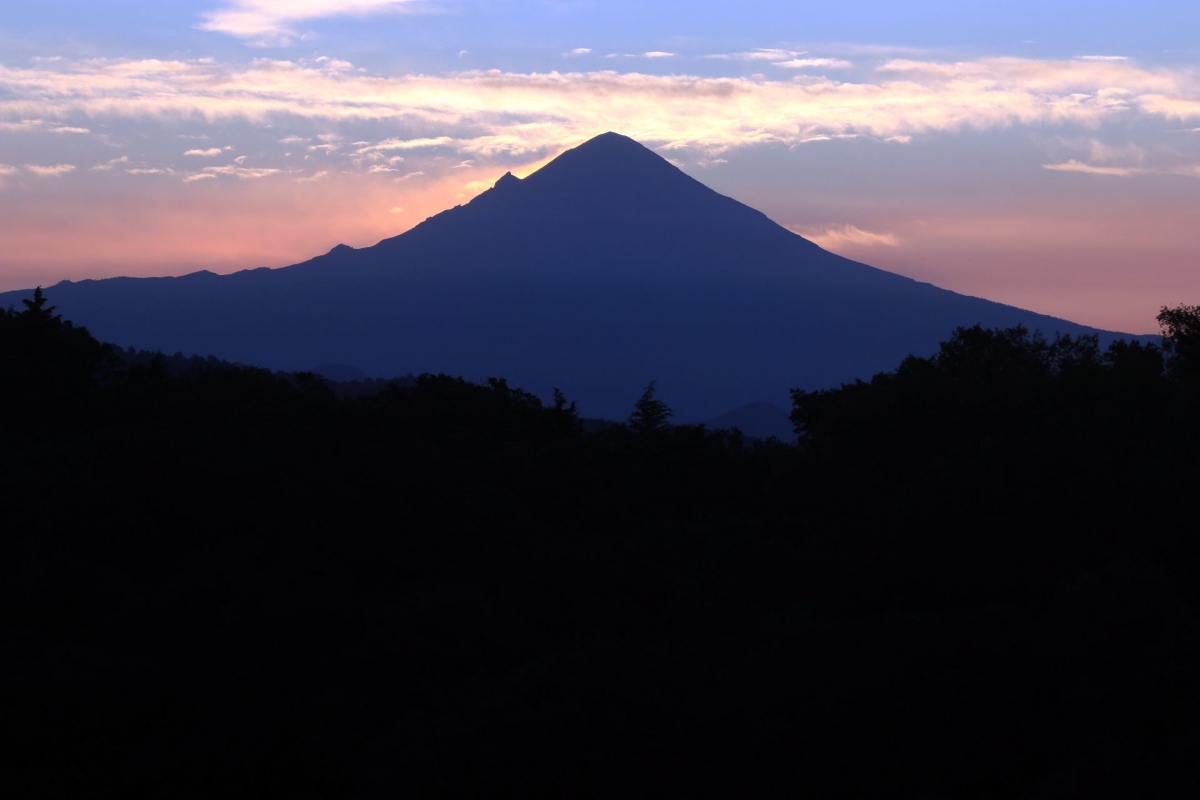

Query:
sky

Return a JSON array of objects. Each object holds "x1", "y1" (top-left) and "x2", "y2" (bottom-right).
[{"x1": 2, "y1": 1, "x2": 1199, "y2": 334}]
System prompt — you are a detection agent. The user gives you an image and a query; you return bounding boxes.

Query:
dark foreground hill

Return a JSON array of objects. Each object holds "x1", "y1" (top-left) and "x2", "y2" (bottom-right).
[
  {"x1": 0, "y1": 132, "x2": 1146, "y2": 420},
  {"x1": 4, "y1": 294, "x2": 1200, "y2": 797}
]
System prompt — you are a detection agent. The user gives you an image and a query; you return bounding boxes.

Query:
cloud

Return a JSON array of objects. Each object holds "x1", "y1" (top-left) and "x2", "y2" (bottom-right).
[
  {"x1": 91, "y1": 155, "x2": 131, "y2": 171},
  {"x1": 564, "y1": 48, "x2": 591, "y2": 57},
  {"x1": 355, "y1": 136, "x2": 456, "y2": 153},
  {"x1": 389, "y1": 206, "x2": 404, "y2": 213},
  {"x1": 0, "y1": 164, "x2": 19, "y2": 175},
  {"x1": 184, "y1": 147, "x2": 225, "y2": 157},
  {"x1": 0, "y1": 119, "x2": 44, "y2": 132},
  {"x1": 1079, "y1": 55, "x2": 1129, "y2": 62},
  {"x1": 295, "y1": 170, "x2": 329, "y2": 182},
  {"x1": 0, "y1": 118, "x2": 89, "y2": 133},
  {"x1": 776, "y1": 58, "x2": 853, "y2": 69},
  {"x1": 186, "y1": 165, "x2": 287, "y2": 182},
  {"x1": 200, "y1": 0, "x2": 435, "y2": 45},
  {"x1": 1043, "y1": 160, "x2": 1140, "y2": 176},
  {"x1": 314, "y1": 57, "x2": 354, "y2": 71},
  {"x1": 25, "y1": 164, "x2": 76, "y2": 177},
  {"x1": 705, "y1": 49, "x2": 798, "y2": 62},
  {"x1": 126, "y1": 168, "x2": 168, "y2": 175},
  {"x1": 3, "y1": 55, "x2": 1200, "y2": 163},
  {"x1": 608, "y1": 51, "x2": 676, "y2": 59},
  {"x1": 704, "y1": 50, "x2": 851, "y2": 69},
  {"x1": 792, "y1": 223, "x2": 900, "y2": 248}
]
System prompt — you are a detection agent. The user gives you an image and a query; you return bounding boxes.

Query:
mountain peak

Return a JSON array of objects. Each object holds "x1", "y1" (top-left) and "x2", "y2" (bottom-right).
[
  {"x1": 504, "y1": 131, "x2": 749, "y2": 223},
  {"x1": 526, "y1": 132, "x2": 672, "y2": 186},
  {"x1": 494, "y1": 171, "x2": 521, "y2": 190},
  {"x1": 574, "y1": 131, "x2": 649, "y2": 152}
]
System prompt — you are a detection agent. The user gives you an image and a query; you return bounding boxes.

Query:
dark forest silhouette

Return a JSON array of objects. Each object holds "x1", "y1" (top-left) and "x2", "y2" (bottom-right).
[{"x1": 5, "y1": 289, "x2": 1200, "y2": 796}]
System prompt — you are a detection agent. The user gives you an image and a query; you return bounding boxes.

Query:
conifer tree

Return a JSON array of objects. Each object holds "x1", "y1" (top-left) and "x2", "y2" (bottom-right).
[{"x1": 628, "y1": 380, "x2": 672, "y2": 433}]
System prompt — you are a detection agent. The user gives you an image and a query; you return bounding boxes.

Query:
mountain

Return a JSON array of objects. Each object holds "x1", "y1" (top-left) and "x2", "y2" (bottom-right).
[
  {"x1": 702, "y1": 402, "x2": 795, "y2": 441},
  {"x1": 0, "y1": 132, "x2": 1144, "y2": 420}
]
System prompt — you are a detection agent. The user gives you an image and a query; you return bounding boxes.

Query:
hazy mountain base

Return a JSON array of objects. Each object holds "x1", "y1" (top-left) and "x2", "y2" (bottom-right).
[{"x1": 4, "y1": 296, "x2": 1200, "y2": 798}]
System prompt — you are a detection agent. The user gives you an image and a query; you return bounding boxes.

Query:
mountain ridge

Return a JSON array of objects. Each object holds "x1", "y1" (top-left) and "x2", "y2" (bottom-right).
[{"x1": 0, "y1": 132, "x2": 1147, "y2": 420}]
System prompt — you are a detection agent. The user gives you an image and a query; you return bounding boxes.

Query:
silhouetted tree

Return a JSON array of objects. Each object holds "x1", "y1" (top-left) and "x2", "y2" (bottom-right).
[
  {"x1": 1, "y1": 287, "x2": 115, "y2": 426},
  {"x1": 19, "y1": 286, "x2": 58, "y2": 324},
  {"x1": 628, "y1": 380, "x2": 672, "y2": 433},
  {"x1": 1158, "y1": 303, "x2": 1200, "y2": 385},
  {"x1": 552, "y1": 387, "x2": 583, "y2": 436}
]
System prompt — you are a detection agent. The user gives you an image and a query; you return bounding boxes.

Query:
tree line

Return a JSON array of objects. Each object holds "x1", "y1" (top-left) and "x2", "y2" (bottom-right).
[{"x1": 4, "y1": 288, "x2": 1200, "y2": 798}]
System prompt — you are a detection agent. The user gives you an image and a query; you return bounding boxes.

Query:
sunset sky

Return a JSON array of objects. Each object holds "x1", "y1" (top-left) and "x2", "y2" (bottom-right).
[{"x1": 2, "y1": 0, "x2": 1198, "y2": 334}]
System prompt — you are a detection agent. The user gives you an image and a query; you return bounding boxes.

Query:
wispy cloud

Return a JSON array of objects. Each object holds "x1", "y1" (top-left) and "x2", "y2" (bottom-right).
[
  {"x1": 776, "y1": 58, "x2": 853, "y2": 69},
  {"x1": 184, "y1": 147, "x2": 225, "y2": 157},
  {"x1": 200, "y1": 0, "x2": 437, "y2": 45},
  {"x1": 0, "y1": 118, "x2": 89, "y2": 133},
  {"x1": 0, "y1": 119, "x2": 43, "y2": 132},
  {"x1": 705, "y1": 49, "x2": 798, "y2": 62},
  {"x1": 3, "y1": 55, "x2": 1200, "y2": 165},
  {"x1": 563, "y1": 48, "x2": 591, "y2": 57},
  {"x1": 1079, "y1": 55, "x2": 1129, "y2": 62},
  {"x1": 1041, "y1": 159, "x2": 1200, "y2": 178},
  {"x1": 0, "y1": 164, "x2": 19, "y2": 176},
  {"x1": 1043, "y1": 159, "x2": 1141, "y2": 176},
  {"x1": 792, "y1": 223, "x2": 900, "y2": 248},
  {"x1": 295, "y1": 170, "x2": 329, "y2": 182},
  {"x1": 185, "y1": 165, "x2": 287, "y2": 182},
  {"x1": 704, "y1": 50, "x2": 851, "y2": 69},
  {"x1": 355, "y1": 136, "x2": 456, "y2": 153},
  {"x1": 605, "y1": 51, "x2": 676, "y2": 60},
  {"x1": 90, "y1": 155, "x2": 131, "y2": 171},
  {"x1": 25, "y1": 164, "x2": 76, "y2": 177}
]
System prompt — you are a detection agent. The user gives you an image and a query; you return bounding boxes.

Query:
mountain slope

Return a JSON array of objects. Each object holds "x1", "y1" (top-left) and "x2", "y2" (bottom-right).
[{"x1": 0, "y1": 132, "x2": 1140, "y2": 420}]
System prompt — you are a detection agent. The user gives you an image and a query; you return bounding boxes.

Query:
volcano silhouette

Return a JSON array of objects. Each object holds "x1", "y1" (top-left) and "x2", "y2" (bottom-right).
[{"x1": 0, "y1": 132, "x2": 1138, "y2": 420}]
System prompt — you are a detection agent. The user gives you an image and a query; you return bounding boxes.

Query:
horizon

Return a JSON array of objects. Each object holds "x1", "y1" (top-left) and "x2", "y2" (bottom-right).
[{"x1": 3, "y1": 2, "x2": 1200, "y2": 335}]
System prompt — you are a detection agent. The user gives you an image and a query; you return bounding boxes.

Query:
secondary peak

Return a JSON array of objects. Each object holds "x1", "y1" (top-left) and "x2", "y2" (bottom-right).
[{"x1": 494, "y1": 171, "x2": 521, "y2": 190}]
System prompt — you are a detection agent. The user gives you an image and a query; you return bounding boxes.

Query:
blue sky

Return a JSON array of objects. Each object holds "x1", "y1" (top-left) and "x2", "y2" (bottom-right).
[{"x1": 3, "y1": 0, "x2": 1199, "y2": 332}]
